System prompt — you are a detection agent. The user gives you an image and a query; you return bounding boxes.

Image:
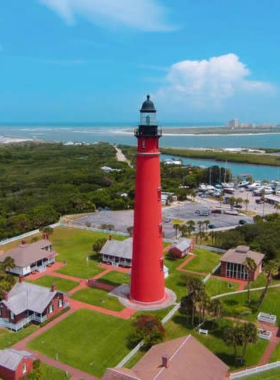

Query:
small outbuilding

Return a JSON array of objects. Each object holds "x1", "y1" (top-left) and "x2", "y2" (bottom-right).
[
  {"x1": 100, "y1": 238, "x2": 169, "y2": 277},
  {"x1": 220, "y1": 245, "x2": 264, "y2": 281},
  {"x1": 169, "y1": 238, "x2": 195, "y2": 258},
  {"x1": 103, "y1": 335, "x2": 228, "y2": 380},
  {"x1": 0, "y1": 348, "x2": 34, "y2": 380}
]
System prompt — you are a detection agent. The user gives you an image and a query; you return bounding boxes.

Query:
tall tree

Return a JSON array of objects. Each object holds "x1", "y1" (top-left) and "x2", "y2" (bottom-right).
[
  {"x1": 2, "y1": 257, "x2": 15, "y2": 272},
  {"x1": 173, "y1": 223, "x2": 180, "y2": 239},
  {"x1": 184, "y1": 277, "x2": 206, "y2": 326},
  {"x1": 129, "y1": 314, "x2": 165, "y2": 349},
  {"x1": 209, "y1": 299, "x2": 223, "y2": 328},
  {"x1": 223, "y1": 325, "x2": 244, "y2": 364},
  {"x1": 204, "y1": 220, "x2": 210, "y2": 233},
  {"x1": 244, "y1": 199, "x2": 250, "y2": 212},
  {"x1": 257, "y1": 260, "x2": 280, "y2": 310},
  {"x1": 243, "y1": 257, "x2": 257, "y2": 307},
  {"x1": 240, "y1": 323, "x2": 257, "y2": 363}
]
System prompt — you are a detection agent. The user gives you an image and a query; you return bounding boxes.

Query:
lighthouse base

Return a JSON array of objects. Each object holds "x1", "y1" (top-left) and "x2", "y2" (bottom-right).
[{"x1": 109, "y1": 285, "x2": 177, "y2": 311}]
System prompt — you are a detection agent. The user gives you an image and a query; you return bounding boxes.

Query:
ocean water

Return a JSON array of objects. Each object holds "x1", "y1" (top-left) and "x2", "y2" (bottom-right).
[
  {"x1": 0, "y1": 124, "x2": 279, "y2": 180},
  {"x1": 0, "y1": 124, "x2": 279, "y2": 149}
]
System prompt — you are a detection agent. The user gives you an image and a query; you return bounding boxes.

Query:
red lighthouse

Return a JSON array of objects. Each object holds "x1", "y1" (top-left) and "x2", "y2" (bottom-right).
[{"x1": 130, "y1": 95, "x2": 165, "y2": 304}]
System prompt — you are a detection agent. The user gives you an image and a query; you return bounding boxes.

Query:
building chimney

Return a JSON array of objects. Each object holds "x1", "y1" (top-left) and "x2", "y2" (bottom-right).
[
  {"x1": 19, "y1": 276, "x2": 24, "y2": 283},
  {"x1": 42, "y1": 232, "x2": 48, "y2": 240},
  {"x1": 109, "y1": 235, "x2": 113, "y2": 241},
  {"x1": 21, "y1": 240, "x2": 26, "y2": 245},
  {"x1": 51, "y1": 283, "x2": 57, "y2": 292},
  {"x1": 162, "y1": 355, "x2": 169, "y2": 368},
  {"x1": 2, "y1": 291, "x2": 8, "y2": 301}
]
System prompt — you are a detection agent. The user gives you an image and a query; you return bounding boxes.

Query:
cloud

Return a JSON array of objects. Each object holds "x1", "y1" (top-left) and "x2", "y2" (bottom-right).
[
  {"x1": 38, "y1": 0, "x2": 173, "y2": 31},
  {"x1": 155, "y1": 54, "x2": 274, "y2": 108}
]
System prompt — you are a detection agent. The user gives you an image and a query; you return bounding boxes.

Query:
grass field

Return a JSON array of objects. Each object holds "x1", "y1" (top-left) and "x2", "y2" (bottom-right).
[
  {"x1": 270, "y1": 340, "x2": 280, "y2": 362},
  {"x1": 242, "y1": 367, "x2": 280, "y2": 379},
  {"x1": 0, "y1": 325, "x2": 38, "y2": 350},
  {"x1": 164, "y1": 313, "x2": 268, "y2": 370},
  {"x1": 27, "y1": 309, "x2": 131, "y2": 377},
  {"x1": 220, "y1": 287, "x2": 280, "y2": 324},
  {"x1": 26, "y1": 275, "x2": 79, "y2": 292},
  {"x1": 206, "y1": 278, "x2": 239, "y2": 297},
  {"x1": 164, "y1": 254, "x2": 204, "y2": 299},
  {"x1": 40, "y1": 363, "x2": 71, "y2": 380},
  {"x1": 71, "y1": 287, "x2": 124, "y2": 311},
  {"x1": 244, "y1": 274, "x2": 280, "y2": 289},
  {"x1": 97, "y1": 271, "x2": 130, "y2": 287},
  {"x1": 184, "y1": 248, "x2": 221, "y2": 274},
  {"x1": 50, "y1": 227, "x2": 126, "y2": 278}
]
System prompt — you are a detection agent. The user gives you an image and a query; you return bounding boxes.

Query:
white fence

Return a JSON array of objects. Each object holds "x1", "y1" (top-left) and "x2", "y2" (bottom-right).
[
  {"x1": 196, "y1": 244, "x2": 226, "y2": 254},
  {"x1": 117, "y1": 303, "x2": 180, "y2": 368},
  {"x1": 0, "y1": 222, "x2": 61, "y2": 247},
  {"x1": 203, "y1": 273, "x2": 211, "y2": 284},
  {"x1": 61, "y1": 222, "x2": 130, "y2": 237},
  {"x1": 230, "y1": 361, "x2": 280, "y2": 379}
]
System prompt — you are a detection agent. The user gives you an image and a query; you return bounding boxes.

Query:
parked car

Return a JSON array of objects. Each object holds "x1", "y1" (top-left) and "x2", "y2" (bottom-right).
[
  {"x1": 211, "y1": 209, "x2": 222, "y2": 214},
  {"x1": 234, "y1": 204, "x2": 243, "y2": 209},
  {"x1": 164, "y1": 218, "x2": 171, "y2": 223},
  {"x1": 208, "y1": 224, "x2": 216, "y2": 229},
  {"x1": 239, "y1": 219, "x2": 247, "y2": 225}
]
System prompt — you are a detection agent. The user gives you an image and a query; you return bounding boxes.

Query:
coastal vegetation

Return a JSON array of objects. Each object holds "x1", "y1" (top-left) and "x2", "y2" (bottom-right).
[
  {"x1": 0, "y1": 142, "x2": 226, "y2": 240},
  {"x1": 160, "y1": 147, "x2": 280, "y2": 167}
]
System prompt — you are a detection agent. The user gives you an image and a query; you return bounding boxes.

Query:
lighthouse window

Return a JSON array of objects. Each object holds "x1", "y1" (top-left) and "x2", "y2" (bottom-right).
[
  {"x1": 159, "y1": 223, "x2": 163, "y2": 237},
  {"x1": 142, "y1": 139, "x2": 146, "y2": 150},
  {"x1": 160, "y1": 258, "x2": 164, "y2": 271},
  {"x1": 157, "y1": 187, "x2": 162, "y2": 201}
]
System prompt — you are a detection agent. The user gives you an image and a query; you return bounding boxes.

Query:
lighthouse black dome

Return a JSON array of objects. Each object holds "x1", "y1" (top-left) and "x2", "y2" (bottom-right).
[{"x1": 140, "y1": 95, "x2": 156, "y2": 113}]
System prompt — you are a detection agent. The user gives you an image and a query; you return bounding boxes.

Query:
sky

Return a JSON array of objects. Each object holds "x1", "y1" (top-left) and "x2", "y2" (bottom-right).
[{"x1": 1, "y1": 0, "x2": 280, "y2": 124}]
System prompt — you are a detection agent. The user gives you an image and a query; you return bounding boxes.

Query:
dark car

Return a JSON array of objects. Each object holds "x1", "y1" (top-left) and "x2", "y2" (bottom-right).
[
  {"x1": 208, "y1": 224, "x2": 216, "y2": 229},
  {"x1": 234, "y1": 204, "x2": 242, "y2": 209},
  {"x1": 211, "y1": 209, "x2": 222, "y2": 214},
  {"x1": 239, "y1": 219, "x2": 247, "y2": 225}
]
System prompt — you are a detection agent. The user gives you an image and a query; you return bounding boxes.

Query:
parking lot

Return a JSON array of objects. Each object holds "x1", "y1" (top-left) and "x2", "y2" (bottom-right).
[{"x1": 74, "y1": 195, "x2": 255, "y2": 240}]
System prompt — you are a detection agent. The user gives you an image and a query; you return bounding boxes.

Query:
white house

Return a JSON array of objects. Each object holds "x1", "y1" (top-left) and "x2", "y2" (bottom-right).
[{"x1": 0, "y1": 239, "x2": 56, "y2": 276}]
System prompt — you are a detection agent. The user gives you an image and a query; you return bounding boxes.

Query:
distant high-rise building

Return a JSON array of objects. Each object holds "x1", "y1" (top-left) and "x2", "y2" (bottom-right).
[{"x1": 227, "y1": 119, "x2": 239, "y2": 129}]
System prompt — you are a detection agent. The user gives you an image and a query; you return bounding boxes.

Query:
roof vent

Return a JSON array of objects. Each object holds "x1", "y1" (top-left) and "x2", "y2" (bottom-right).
[
  {"x1": 236, "y1": 246, "x2": 250, "y2": 254},
  {"x1": 162, "y1": 355, "x2": 170, "y2": 368}
]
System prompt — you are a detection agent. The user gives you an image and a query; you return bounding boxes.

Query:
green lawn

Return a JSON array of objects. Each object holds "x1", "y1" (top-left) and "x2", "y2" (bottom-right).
[
  {"x1": 164, "y1": 313, "x2": 268, "y2": 370},
  {"x1": 40, "y1": 363, "x2": 71, "y2": 380},
  {"x1": 184, "y1": 248, "x2": 221, "y2": 274},
  {"x1": 270, "y1": 340, "x2": 280, "y2": 362},
  {"x1": 164, "y1": 255, "x2": 204, "y2": 300},
  {"x1": 206, "y1": 278, "x2": 239, "y2": 297},
  {"x1": 97, "y1": 271, "x2": 130, "y2": 287},
  {"x1": 245, "y1": 274, "x2": 280, "y2": 289},
  {"x1": 71, "y1": 287, "x2": 124, "y2": 311},
  {"x1": 51, "y1": 226, "x2": 126, "y2": 278},
  {"x1": 0, "y1": 325, "x2": 38, "y2": 350},
  {"x1": 242, "y1": 367, "x2": 280, "y2": 379},
  {"x1": 27, "y1": 309, "x2": 131, "y2": 378},
  {"x1": 26, "y1": 275, "x2": 79, "y2": 292},
  {"x1": 220, "y1": 287, "x2": 280, "y2": 325}
]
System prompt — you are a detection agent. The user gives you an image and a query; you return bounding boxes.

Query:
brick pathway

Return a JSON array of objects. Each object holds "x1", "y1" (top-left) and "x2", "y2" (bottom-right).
[
  {"x1": 258, "y1": 326, "x2": 280, "y2": 365},
  {"x1": 27, "y1": 262, "x2": 66, "y2": 280}
]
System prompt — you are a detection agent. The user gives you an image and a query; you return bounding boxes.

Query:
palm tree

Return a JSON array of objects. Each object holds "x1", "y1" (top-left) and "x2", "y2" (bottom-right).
[
  {"x1": 243, "y1": 257, "x2": 257, "y2": 307},
  {"x1": 228, "y1": 197, "x2": 236, "y2": 210},
  {"x1": 219, "y1": 196, "x2": 224, "y2": 207},
  {"x1": 187, "y1": 219, "x2": 196, "y2": 230},
  {"x1": 186, "y1": 277, "x2": 205, "y2": 326},
  {"x1": 274, "y1": 203, "x2": 280, "y2": 214},
  {"x1": 244, "y1": 199, "x2": 250, "y2": 212},
  {"x1": 210, "y1": 231, "x2": 216, "y2": 245},
  {"x1": 197, "y1": 221, "x2": 203, "y2": 233},
  {"x1": 236, "y1": 197, "x2": 243, "y2": 207},
  {"x1": 199, "y1": 231, "x2": 206, "y2": 244},
  {"x1": 2, "y1": 257, "x2": 15, "y2": 272},
  {"x1": 204, "y1": 220, "x2": 210, "y2": 233},
  {"x1": 257, "y1": 260, "x2": 280, "y2": 310},
  {"x1": 173, "y1": 223, "x2": 180, "y2": 239},
  {"x1": 241, "y1": 323, "x2": 258, "y2": 363},
  {"x1": 179, "y1": 224, "x2": 188, "y2": 237},
  {"x1": 223, "y1": 325, "x2": 243, "y2": 364},
  {"x1": 210, "y1": 299, "x2": 223, "y2": 328}
]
